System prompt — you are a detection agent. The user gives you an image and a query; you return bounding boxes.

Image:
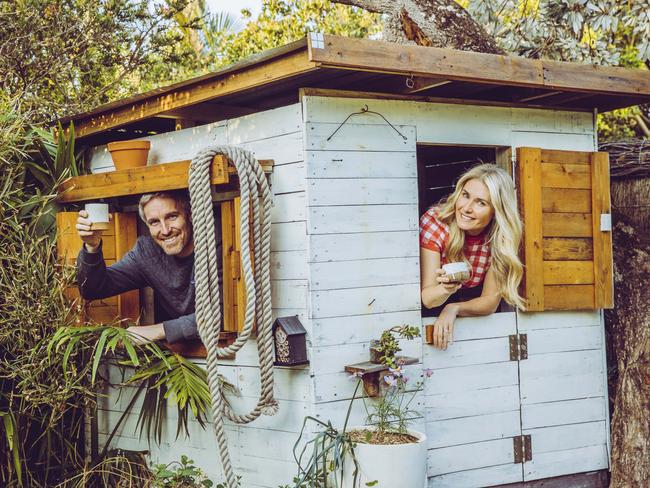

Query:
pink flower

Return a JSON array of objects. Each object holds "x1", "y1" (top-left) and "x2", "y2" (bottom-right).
[
  {"x1": 388, "y1": 366, "x2": 402, "y2": 377},
  {"x1": 422, "y1": 368, "x2": 434, "y2": 378},
  {"x1": 347, "y1": 371, "x2": 364, "y2": 380},
  {"x1": 384, "y1": 375, "x2": 398, "y2": 387}
]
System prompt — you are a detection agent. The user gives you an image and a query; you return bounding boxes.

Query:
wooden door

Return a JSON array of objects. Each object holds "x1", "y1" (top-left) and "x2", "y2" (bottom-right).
[
  {"x1": 424, "y1": 313, "x2": 525, "y2": 487},
  {"x1": 516, "y1": 148, "x2": 613, "y2": 311}
]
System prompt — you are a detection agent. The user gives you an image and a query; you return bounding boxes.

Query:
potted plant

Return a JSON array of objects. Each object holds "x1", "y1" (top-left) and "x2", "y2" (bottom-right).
[
  {"x1": 286, "y1": 326, "x2": 430, "y2": 488},
  {"x1": 343, "y1": 325, "x2": 430, "y2": 488}
]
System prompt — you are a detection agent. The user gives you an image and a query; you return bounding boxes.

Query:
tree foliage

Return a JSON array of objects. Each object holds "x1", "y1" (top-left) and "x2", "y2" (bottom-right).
[
  {"x1": 218, "y1": 0, "x2": 382, "y2": 65},
  {"x1": 0, "y1": 0, "x2": 204, "y2": 120}
]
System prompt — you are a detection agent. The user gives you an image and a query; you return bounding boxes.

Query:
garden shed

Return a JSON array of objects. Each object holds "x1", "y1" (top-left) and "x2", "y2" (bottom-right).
[{"x1": 56, "y1": 34, "x2": 650, "y2": 487}]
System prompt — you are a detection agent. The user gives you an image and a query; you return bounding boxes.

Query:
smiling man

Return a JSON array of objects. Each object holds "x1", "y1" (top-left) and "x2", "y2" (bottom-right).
[{"x1": 76, "y1": 191, "x2": 221, "y2": 344}]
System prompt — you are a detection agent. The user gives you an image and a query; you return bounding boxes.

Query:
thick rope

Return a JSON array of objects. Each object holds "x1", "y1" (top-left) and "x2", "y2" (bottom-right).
[{"x1": 188, "y1": 146, "x2": 277, "y2": 488}]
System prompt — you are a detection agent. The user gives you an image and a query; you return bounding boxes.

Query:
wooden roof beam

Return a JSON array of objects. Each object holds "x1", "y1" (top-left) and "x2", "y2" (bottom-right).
[
  {"x1": 74, "y1": 49, "x2": 316, "y2": 139},
  {"x1": 309, "y1": 34, "x2": 650, "y2": 98}
]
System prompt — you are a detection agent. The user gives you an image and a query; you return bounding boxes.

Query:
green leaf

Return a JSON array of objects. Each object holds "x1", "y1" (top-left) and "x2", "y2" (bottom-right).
[{"x1": 91, "y1": 328, "x2": 111, "y2": 384}]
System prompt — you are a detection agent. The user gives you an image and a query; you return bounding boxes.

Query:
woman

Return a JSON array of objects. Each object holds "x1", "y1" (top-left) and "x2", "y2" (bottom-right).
[{"x1": 420, "y1": 163, "x2": 525, "y2": 350}]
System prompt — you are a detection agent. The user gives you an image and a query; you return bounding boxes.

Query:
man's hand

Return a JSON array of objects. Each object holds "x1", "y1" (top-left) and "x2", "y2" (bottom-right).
[
  {"x1": 126, "y1": 324, "x2": 166, "y2": 345},
  {"x1": 76, "y1": 210, "x2": 107, "y2": 253}
]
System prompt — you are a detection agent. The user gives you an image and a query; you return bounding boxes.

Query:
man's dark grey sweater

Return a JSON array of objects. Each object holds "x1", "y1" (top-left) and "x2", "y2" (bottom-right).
[{"x1": 77, "y1": 236, "x2": 217, "y2": 343}]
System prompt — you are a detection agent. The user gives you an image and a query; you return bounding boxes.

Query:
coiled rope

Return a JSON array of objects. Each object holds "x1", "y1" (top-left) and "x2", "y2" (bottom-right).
[{"x1": 188, "y1": 146, "x2": 278, "y2": 488}]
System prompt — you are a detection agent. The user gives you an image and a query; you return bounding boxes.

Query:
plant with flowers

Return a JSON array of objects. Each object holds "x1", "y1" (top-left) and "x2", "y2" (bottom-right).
[{"x1": 361, "y1": 361, "x2": 434, "y2": 440}]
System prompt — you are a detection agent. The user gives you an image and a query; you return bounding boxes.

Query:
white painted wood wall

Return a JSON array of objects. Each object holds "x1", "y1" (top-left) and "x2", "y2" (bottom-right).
[
  {"x1": 302, "y1": 95, "x2": 609, "y2": 488},
  {"x1": 95, "y1": 104, "x2": 312, "y2": 488},
  {"x1": 95, "y1": 96, "x2": 610, "y2": 488}
]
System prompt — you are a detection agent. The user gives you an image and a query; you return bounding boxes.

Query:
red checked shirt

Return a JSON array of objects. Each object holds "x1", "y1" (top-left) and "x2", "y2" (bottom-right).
[{"x1": 419, "y1": 208, "x2": 491, "y2": 288}]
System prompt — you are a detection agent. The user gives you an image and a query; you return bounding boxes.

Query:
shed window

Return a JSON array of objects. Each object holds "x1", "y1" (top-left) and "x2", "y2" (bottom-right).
[{"x1": 416, "y1": 144, "x2": 513, "y2": 317}]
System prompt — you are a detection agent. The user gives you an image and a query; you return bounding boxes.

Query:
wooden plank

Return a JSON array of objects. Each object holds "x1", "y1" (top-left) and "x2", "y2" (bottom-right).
[
  {"x1": 516, "y1": 310, "x2": 600, "y2": 332},
  {"x1": 306, "y1": 150, "x2": 417, "y2": 178},
  {"x1": 56, "y1": 212, "x2": 83, "y2": 264},
  {"x1": 428, "y1": 438, "x2": 515, "y2": 477},
  {"x1": 423, "y1": 337, "x2": 511, "y2": 369},
  {"x1": 522, "y1": 398, "x2": 606, "y2": 430},
  {"x1": 490, "y1": 470, "x2": 609, "y2": 488},
  {"x1": 234, "y1": 197, "x2": 246, "y2": 332},
  {"x1": 311, "y1": 310, "x2": 421, "y2": 347},
  {"x1": 310, "y1": 34, "x2": 650, "y2": 96},
  {"x1": 308, "y1": 204, "x2": 419, "y2": 234},
  {"x1": 74, "y1": 47, "x2": 315, "y2": 138},
  {"x1": 543, "y1": 237, "x2": 593, "y2": 261},
  {"x1": 426, "y1": 385, "x2": 520, "y2": 420},
  {"x1": 542, "y1": 188, "x2": 591, "y2": 213},
  {"x1": 523, "y1": 445, "x2": 608, "y2": 482},
  {"x1": 543, "y1": 213, "x2": 592, "y2": 237},
  {"x1": 517, "y1": 147, "x2": 544, "y2": 311},
  {"x1": 544, "y1": 285, "x2": 595, "y2": 310},
  {"x1": 526, "y1": 325, "x2": 602, "y2": 355},
  {"x1": 309, "y1": 230, "x2": 419, "y2": 263},
  {"x1": 541, "y1": 163, "x2": 592, "y2": 189},
  {"x1": 541, "y1": 149, "x2": 591, "y2": 165},
  {"x1": 310, "y1": 256, "x2": 419, "y2": 291},
  {"x1": 429, "y1": 312, "x2": 517, "y2": 342},
  {"x1": 525, "y1": 421, "x2": 607, "y2": 454},
  {"x1": 114, "y1": 213, "x2": 140, "y2": 322},
  {"x1": 220, "y1": 200, "x2": 236, "y2": 332},
  {"x1": 424, "y1": 362, "x2": 519, "y2": 395},
  {"x1": 590, "y1": 152, "x2": 613, "y2": 308},
  {"x1": 306, "y1": 123, "x2": 416, "y2": 152},
  {"x1": 428, "y1": 463, "x2": 523, "y2": 488},
  {"x1": 270, "y1": 221, "x2": 307, "y2": 251},
  {"x1": 520, "y1": 372, "x2": 604, "y2": 405},
  {"x1": 310, "y1": 283, "x2": 420, "y2": 319},
  {"x1": 520, "y1": 349, "x2": 603, "y2": 381},
  {"x1": 58, "y1": 156, "x2": 229, "y2": 203},
  {"x1": 308, "y1": 178, "x2": 418, "y2": 206},
  {"x1": 543, "y1": 261, "x2": 594, "y2": 285},
  {"x1": 426, "y1": 411, "x2": 521, "y2": 449}
]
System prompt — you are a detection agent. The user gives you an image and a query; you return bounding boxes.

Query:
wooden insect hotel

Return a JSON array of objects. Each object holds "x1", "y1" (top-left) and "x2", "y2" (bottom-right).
[{"x1": 56, "y1": 34, "x2": 650, "y2": 487}]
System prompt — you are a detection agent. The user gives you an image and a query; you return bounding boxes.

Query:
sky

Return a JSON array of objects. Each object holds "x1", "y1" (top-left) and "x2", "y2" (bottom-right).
[{"x1": 205, "y1": 0, "x2": 263, "y2": 27}]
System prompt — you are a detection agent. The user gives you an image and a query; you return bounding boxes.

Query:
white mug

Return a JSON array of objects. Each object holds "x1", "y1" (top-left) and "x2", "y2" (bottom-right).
[{"x1": 85, "y1": 203, "x2": 110, "y2": 231}]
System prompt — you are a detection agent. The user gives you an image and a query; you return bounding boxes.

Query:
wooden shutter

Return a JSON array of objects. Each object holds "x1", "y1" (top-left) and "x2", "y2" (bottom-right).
[
  {"x1": 56, "y1": 211, "x2": 140, "y2": 324},
  {"x1": 221, "y1": 197, "x2": 247, "y2": 332},
  {"x1": 516, "y1": 148, "x2": 613, "y2": 311}
]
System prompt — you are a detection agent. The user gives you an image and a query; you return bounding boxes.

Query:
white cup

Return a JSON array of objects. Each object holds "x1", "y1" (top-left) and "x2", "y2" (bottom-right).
[
  {"x1": 442, "y1": 262, "x2": 471, "y2": 283},
  {"x1": 85, "y1": 203, "x2": 110, "y2": 231}
]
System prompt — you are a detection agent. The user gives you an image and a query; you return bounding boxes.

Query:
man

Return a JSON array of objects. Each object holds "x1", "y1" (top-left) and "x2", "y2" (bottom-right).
[{"x1": 76, "y1": 190, "x2": 220, "y2": 344}]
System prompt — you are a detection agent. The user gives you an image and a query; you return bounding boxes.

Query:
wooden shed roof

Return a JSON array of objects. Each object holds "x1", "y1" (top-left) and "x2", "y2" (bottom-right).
[{"x1": 62, "y1": 34, "x2": 650, "y2": 144}]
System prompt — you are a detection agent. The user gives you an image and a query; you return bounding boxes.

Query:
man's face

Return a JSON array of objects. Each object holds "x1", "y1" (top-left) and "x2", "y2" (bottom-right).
[{"x1": 142, "y1": 197, "x2": 193, "y2": 257}]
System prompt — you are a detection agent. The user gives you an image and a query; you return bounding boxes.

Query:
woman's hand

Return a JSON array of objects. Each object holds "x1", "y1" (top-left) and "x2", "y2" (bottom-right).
[
  {"x1": 432, "y1": 303, "x2": 460, "y2": 350},
  {"x1": 435, "y1": 269, "x2": 462, "y2": 294}
]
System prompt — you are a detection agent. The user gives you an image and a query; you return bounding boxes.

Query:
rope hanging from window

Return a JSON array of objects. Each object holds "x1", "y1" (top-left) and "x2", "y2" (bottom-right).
[{"x1": 188, "y1": 146, "x2": 277, "y2": 488}]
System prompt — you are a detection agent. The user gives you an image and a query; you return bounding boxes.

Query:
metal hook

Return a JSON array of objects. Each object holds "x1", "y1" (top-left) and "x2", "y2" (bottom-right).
[
  {"x1": 406, "y1": 74, "x2": 415, "y2": 89},
  {"x1": 326, "y1": 105, "x2": 408, "y2": 142}
]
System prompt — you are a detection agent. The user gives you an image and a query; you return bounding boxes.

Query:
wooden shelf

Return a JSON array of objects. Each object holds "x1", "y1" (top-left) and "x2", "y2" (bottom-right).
[{"x1": 57, "y1": 156, "x2": 273, "y2": 203}]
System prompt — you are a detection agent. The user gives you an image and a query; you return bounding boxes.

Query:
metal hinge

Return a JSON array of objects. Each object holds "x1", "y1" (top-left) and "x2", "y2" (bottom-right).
[
  {"x1": 513, "y1": 435, "x2": 532, "y2": 463},
  {"x1": 509, "y1": 334, "x2": 528, "y2": 361}
]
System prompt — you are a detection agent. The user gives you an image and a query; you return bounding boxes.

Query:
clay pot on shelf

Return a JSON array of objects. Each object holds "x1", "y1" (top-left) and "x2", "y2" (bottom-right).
[{"x1": 107, "y1": 140, "x2": 151, "y2": 170}]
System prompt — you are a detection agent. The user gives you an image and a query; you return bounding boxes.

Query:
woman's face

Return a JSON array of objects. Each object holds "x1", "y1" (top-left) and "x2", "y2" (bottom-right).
[{"x1": 455, "y1": 178, "x2": 495, "y2": 236}]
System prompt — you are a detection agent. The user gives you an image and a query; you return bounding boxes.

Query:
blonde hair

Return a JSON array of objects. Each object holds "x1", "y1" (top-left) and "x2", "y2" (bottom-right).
[{"x1": 437, "y1": 164, "x2": 526, "y2": 310}]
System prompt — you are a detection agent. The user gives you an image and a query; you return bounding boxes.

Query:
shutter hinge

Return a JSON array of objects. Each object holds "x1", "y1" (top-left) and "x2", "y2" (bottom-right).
[
  {"x1": 513, "y1": 434, "x2": 532, "y2": 463},
  {"x1": 509, "y1": 334, "x2": 528, "y2": 361}
]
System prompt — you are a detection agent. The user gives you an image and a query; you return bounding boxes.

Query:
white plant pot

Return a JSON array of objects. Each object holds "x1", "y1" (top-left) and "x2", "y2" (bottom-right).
[{"x1": 340, "y1": 428, "x2": 427, "y2": 488}]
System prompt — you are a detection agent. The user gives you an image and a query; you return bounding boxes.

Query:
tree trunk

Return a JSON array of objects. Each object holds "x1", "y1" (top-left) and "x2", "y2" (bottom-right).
[
  {"x1": 605, "y1": 218, "x2": 650, "y2": 487},
  {"x1": 335, "y1": 0, "x2": 504, "y2": 54}
]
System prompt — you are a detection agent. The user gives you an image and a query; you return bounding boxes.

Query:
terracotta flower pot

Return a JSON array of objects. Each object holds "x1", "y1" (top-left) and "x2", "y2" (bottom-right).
[{"x1": 107, "y1": 140, "x2": 151, "y2": 170}]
